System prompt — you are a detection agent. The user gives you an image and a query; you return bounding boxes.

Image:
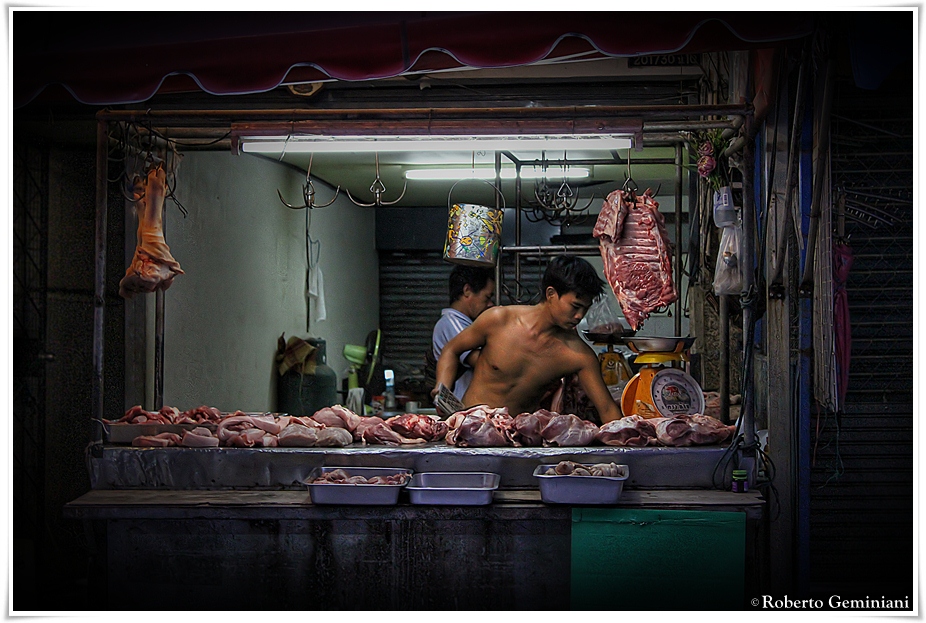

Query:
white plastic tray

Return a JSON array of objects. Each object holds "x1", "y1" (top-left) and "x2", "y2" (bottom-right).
[
  {"x1": 305, "y1": 466, "x2": 412, "y2": 505},
  {"x1": 533, "y1": 463, "x2": 629, "y2": 505},
  {"x1": 406, "y1": 472, "x2": 499, "y2": 506}
]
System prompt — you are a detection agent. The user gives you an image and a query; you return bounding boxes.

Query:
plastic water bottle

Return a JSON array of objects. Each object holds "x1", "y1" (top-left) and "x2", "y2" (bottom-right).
[{"x1": 713, "y1": 186, "x2": 738, "y2": 228}]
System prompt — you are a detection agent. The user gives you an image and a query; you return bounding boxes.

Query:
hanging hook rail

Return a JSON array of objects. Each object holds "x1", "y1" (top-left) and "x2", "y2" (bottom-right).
[
  {"x1": 525, "y1": 151, "x2": 596, "y2": 226},
  {"x1": 345, "y1": 153, "x2": 407, "y2": 207},
  {"x1": 278, "y1": 153, "x2": 341, "y2": 210}
]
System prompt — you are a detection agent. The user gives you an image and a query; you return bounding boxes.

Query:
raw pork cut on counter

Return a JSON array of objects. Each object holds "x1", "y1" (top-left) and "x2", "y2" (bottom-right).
[
  {"x1": 311, "y1": 405, "x2": 362, "y2": 432},
  {"x1": 132, "y1": 432, "x2": 182, "y2": 447},
  {"x1": 510, "y1": 410, "x2": 555, "y2": 447},
  {"x1": 596, "y1": 415, "x2": 659, "y2": 447},
  {"x1": 118, "y1": 167, "x2": 184, "y2": 299},
  {"x1": 180, "y1": 427, "x2": 219, "y2": 447},
  {"x1": 593, "y1": 188, "x2": 678, "y2": 330},
  {"x1": 540, "y1": 413, "x2": 600, "y2": 447},
  {"x1": 384, "y1": 413, "x2": 449, "y2": 442},
  {"x1": 361, "y1": 419, "x2": 427, "y2": 446},
  {"x1": 445, "y1": 405, "x2": 514, "y2": 447},
  {"x1": 315, "y1": 427, "x2": 355, "y2": 447},
  {"x1": 112, "y1": 403, "x2": 735, "y2": 449},
  {"x1": 654, "y1": 414, "x2": 736, "y2": 447},
  {"x1": 278, "y1": 423, "x2": 320, "y2": 447}
]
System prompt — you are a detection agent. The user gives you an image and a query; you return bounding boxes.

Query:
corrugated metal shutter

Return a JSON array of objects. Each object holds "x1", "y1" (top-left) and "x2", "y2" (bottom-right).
[
  {"x1": 378, "y1": 252, "x2": 451, "y2": 391},
  {"x1": 809, "y1": 74, "x2": 913, "y2": 591}
]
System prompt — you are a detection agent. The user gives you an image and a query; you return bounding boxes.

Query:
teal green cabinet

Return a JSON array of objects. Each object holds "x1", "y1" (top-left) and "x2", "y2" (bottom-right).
[{"x1": 571, "y1": 508, "x2": 746, "y2": 610}]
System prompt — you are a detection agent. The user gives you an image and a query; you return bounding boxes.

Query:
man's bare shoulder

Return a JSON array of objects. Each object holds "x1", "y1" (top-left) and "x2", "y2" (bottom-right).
[
  {"x1": 478, "y1": 304, "x2": 531, "y2": 325},
  {"x1": 560, "y1": 329, "x2": 598, "y2": 358}
]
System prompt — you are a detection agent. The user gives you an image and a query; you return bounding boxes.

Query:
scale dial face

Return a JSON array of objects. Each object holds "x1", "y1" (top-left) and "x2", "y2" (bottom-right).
[{"x1": 650, "y1": 369, "x2": 705, "y2": 416}]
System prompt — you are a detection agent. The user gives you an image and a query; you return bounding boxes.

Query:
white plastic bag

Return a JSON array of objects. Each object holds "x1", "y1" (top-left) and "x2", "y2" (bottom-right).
[
  {"x1": 584, "y1": 294, "x2": 627, "y2": 336},
  {"x1": 713, "y1": 224, "x2": 744, "y2": 296}
]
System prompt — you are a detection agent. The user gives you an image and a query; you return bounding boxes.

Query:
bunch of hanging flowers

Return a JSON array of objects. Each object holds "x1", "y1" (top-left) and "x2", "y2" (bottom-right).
[{"x1": 690, "y1": 129, "x2": 730, "y2": 192}]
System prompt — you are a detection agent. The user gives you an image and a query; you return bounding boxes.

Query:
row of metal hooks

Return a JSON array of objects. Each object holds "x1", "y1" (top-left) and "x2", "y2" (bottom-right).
[
  {"x1": 278, "y1": 152, "x2": 408, "y2": 209},
  {"x1": 277, "y1": 148, "x2": 659, "y2": 213}
]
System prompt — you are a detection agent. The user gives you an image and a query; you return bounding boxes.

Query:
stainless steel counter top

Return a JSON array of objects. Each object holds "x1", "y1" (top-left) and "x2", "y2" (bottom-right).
[{"x1": 89, "y1": 442, "x2": 737, "y2": 490}]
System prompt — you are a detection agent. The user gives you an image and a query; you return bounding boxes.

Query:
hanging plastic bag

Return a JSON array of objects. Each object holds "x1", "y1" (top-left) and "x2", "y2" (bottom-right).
[
  {"x1": 583, "y1": 294, "x2": 629, "y2": 338},
  {"x1": 713, "y1": 224, "x2": 744, "y2": 296}
]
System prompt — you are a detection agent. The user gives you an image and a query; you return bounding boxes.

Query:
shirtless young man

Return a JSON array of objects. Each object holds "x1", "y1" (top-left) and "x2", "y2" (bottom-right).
[{"x1": 432, "y1": 255, "x2": 622, "y2": 424}]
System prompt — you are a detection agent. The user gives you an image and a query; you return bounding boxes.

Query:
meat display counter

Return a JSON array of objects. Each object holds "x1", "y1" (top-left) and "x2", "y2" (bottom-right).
[
  {"x1": 87, "y1": 442, "x2": 734, "y2": 490},
  {"x1": 66, "y1": 442, "x2": 767, "y2": 610}
]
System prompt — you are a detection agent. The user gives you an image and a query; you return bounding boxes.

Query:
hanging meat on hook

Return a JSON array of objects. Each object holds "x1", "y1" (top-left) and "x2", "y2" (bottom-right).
[
  {"x1": 119, "y1": 166, "x2": 184, "y2": 299},
  {"x1": 593, "y1": 188, "x2": 677, "y2": 330}
]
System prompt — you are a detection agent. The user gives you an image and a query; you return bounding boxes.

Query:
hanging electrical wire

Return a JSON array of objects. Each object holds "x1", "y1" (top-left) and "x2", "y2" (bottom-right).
[{"x1": 112, "y1": 121, "x2": 189, "y2": 217}]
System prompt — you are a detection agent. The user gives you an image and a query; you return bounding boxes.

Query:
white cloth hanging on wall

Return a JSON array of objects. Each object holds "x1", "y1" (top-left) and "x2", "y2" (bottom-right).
[{"x1": 308, "y1": 262, "x2": 327, "y2": 324}]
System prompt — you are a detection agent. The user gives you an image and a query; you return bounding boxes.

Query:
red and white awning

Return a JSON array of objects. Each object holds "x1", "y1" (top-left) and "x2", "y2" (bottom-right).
[{"x1": 13, "y1": 11, "x2": 814, "y2": 108}]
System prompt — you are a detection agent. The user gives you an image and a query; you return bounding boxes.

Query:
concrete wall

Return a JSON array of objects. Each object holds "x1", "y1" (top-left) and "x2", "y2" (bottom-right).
[{"x1": 156, "y1": 152, "x2": 378, "y2": 412}]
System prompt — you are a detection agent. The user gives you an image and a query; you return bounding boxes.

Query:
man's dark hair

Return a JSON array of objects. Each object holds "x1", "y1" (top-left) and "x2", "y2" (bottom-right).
[
  {"x1": 541, "y1": 255, "x2": 606, "y2": 301},
  {"x1": 448, "y1": 265, "x2": 495, "y2": 305}
]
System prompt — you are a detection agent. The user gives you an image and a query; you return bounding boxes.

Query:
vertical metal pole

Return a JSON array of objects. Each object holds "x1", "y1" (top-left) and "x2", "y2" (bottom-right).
[
  {"x1": 91, "y1": 119, "x2": 109, "y2": 443},
  {"x1": 796, "y1": 94, "x2": 815, "y2": 597},
  {"x1": 719, "y1": 294, "x2": 730, "y2": 424},
  {"x1": 495, "y1": 152, "x2": 504, "y2": 303},
  {"x1": 514, "y1": 162, "x2": 522, "y2": 300},
  {"x1": 154, "y1": 289, "x2": 165, "y2": 410},
  {"x1": 153, "y1": 182, "x2": 167, "y2": 410},
  {"x1": 674, "y1": 143, "x2": 683, "y2": 336},
  {"x1": 740, "y1": 134, "x2": 757, "y2": 451}
]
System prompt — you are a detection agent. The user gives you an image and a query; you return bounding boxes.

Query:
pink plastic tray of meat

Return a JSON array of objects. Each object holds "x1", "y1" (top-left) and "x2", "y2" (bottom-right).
[
  {"x1": 305, "y1": 467, "x2": 413, "y2": 505},
  {"x1": 533, "y1": 464, "x2": 629, "y2": 505}
]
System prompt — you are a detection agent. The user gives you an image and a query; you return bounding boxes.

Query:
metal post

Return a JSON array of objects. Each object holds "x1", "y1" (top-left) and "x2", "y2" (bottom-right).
[
  {"x1": 796, "y1": 93, "x2": 815, "y2": 597},
  {"x1": 514, "y1": 162, "x2": 522, "y2": 300},
  {"x1": 154, "y1": 289, "x2": 165, "y2": 410},
  {"x1": 91, "y1": 119, "x2": 109, "y2": 443},
  {"x1": 719, "y1": 294, "x2": 730, "y2": 424},
  {"x1": 799, "y1": 57, "x2": 836, "y2": 290},
  {"x1": 152, "y1": 187, "x2": 169, "y2": 409},
  {"x1": 674, "y1": 142, "x2": 683, "y2": 336},
  {"x1": 740, "y1": 135, "x2": 757, "y2": 451}
]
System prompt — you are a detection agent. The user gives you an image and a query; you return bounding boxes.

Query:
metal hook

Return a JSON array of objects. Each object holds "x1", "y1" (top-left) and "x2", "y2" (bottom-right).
[
  {"x1": 345, "y1": 153, "x2": 407, "y2": 207},
  {"x1": 121, "y1": 175, "x2": 144, "y2": 204},
  {"x1": 278, "y1": 153, "x2": 341, "y2": 210},
  {"x1": 622, "y1": 150, "x2": 637, "y2": 194}
]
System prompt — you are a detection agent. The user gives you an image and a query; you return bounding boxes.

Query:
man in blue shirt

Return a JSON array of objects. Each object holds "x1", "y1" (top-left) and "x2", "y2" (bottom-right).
[{"x1": 431, "y1": 265, "x2": 496, "y2": 399}]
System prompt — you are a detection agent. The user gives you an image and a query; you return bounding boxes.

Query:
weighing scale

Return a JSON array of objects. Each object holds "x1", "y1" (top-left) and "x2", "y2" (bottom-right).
[
  {"x1": 620, "y1": 337, "x2": 705, "y2": 418},
  {"x1": 583, "y1": 329, "x2": 635, "y2": 387}
]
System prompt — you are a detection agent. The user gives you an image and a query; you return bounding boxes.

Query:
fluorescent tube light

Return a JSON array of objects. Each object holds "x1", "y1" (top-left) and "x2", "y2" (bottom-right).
[
  {"x1": 239, "y1": 134, "x2": 633, "y2": 154},
  {"x1": 405, "y1": 167, "x2": 589, "y2": 181}
]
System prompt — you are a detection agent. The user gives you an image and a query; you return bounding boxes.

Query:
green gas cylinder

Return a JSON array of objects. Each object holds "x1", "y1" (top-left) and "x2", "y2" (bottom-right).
[{"x1": 277, "y1": 338, "x2": 338, "y2": 416}]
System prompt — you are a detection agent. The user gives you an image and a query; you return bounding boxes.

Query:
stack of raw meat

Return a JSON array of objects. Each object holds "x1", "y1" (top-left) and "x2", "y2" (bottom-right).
[
  {"x1": 593, "y1": 188, "x2": 678, "y2": 330},
  {"x1": 596, "y1": 414, "x2": 736, "y2": 447},
  {"x1": 112, "y1": 404, "x2": 734, "y2": 449},
  {"x1": 111, "y1": 404, "x2": 449, "y2": 449},
  {"x1": 444, "y1": 406, "x2": 600, "y2": 448},
  {"x1": 111, "y1": 404, "x2": 223, "y2": 426}
]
